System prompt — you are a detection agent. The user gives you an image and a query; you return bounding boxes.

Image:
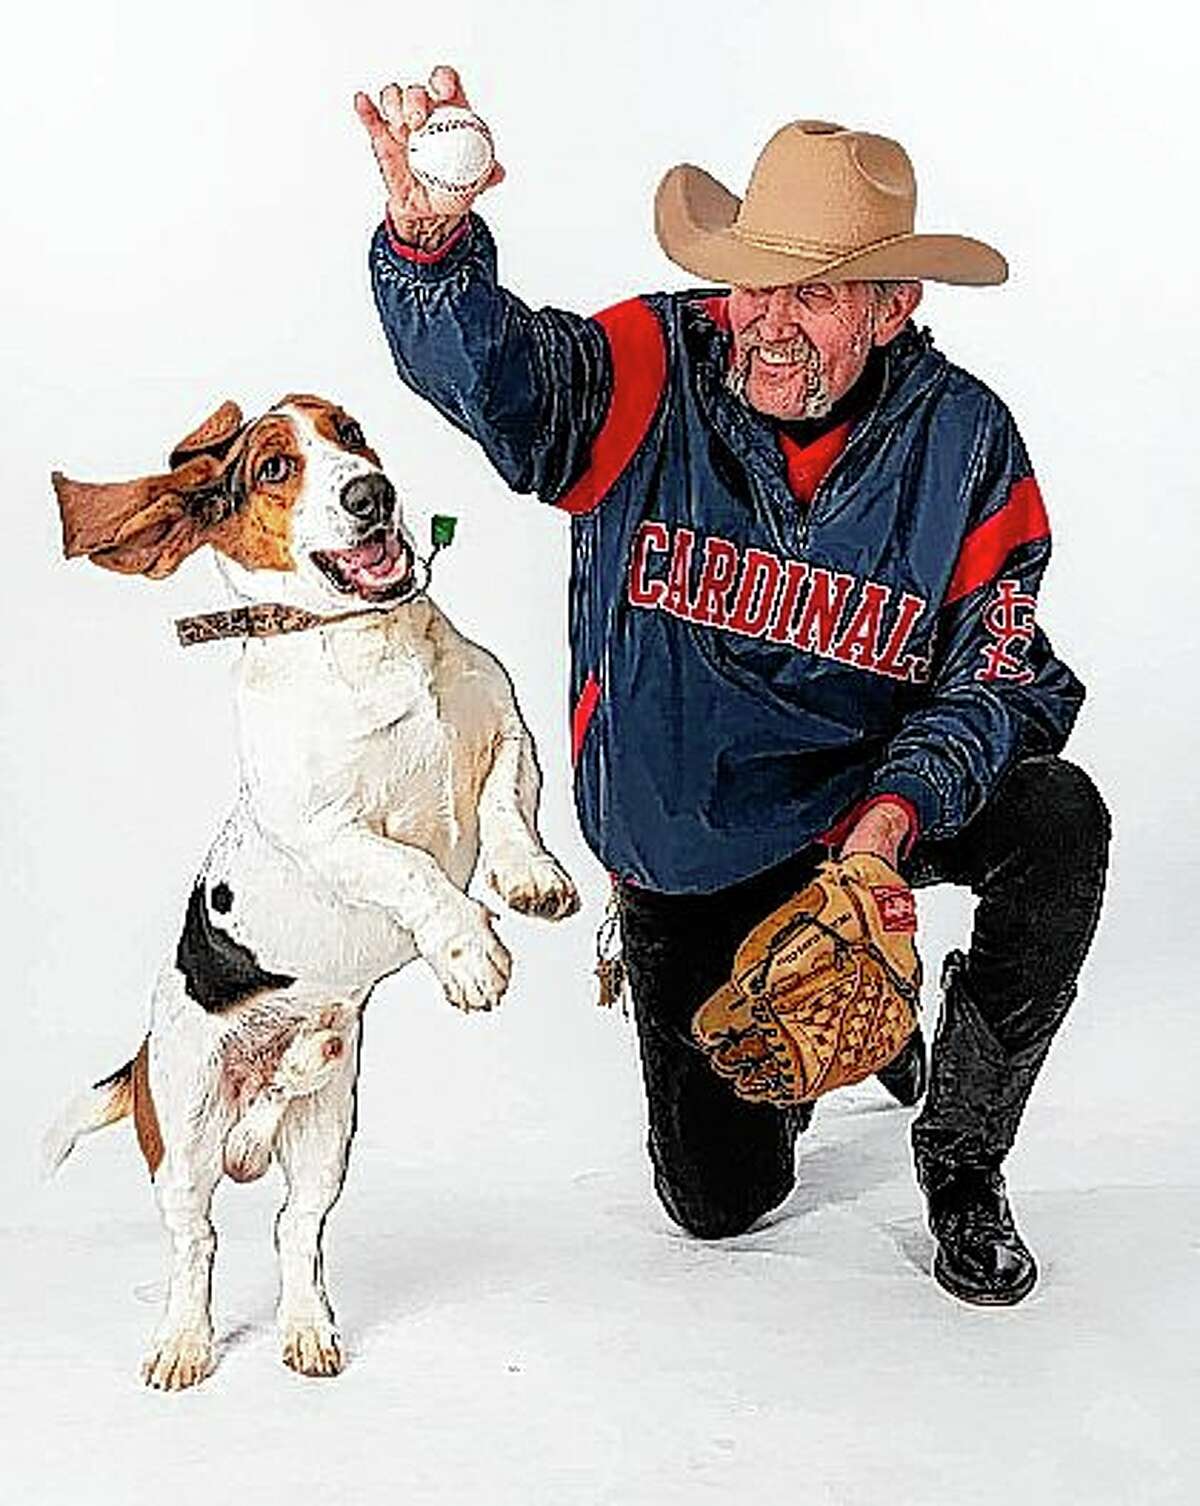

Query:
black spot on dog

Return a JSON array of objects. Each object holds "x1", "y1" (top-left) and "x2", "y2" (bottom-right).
[
  {"x1": 211, "y1": 881, "x2": 234, "y2": 914},
  {"x1": 176, "y1": 884, "x2": 295, "y2": 1012}
]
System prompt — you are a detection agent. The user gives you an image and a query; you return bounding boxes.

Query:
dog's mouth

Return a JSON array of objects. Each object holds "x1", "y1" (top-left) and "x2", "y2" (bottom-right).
[{"x1": 311, "y1": 531, "x2": 417, "y2": 604}]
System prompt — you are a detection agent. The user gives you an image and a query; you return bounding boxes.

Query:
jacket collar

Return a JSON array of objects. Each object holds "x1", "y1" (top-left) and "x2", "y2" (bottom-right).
[{"x1": 678, "y1": 293, "x2": 949, "y2": 516}]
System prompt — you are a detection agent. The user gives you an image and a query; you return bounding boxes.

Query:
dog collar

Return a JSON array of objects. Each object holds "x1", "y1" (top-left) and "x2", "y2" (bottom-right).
[{"x1": 174, "y1": 600, "x2": 407, "y2": 646}]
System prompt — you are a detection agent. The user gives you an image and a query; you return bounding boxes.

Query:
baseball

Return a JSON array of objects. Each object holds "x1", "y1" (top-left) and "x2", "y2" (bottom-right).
[{"x1": 407, "y1": 105, "x2": 495, "y2": 199}]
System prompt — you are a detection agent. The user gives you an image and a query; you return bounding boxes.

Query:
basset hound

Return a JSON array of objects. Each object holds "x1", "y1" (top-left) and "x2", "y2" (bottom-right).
[{"x1": 45, "y1": 395, "x2": 579, "y2": 1389}]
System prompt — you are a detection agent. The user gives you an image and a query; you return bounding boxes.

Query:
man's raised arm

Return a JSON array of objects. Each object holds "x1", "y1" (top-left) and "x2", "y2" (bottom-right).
[{"x1": 355, "y1": 67, "x2": 612, "y2": 502}]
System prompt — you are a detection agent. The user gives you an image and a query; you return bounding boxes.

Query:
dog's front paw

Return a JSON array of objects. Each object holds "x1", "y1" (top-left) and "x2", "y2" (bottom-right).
[
  {"x1": 417, "y1": 900, "x2": 512, "y2": 1012},
  {"x1": 142, "y1": 1328, "x2": 215, "y2": 1391},
  {"x1": 281, "y1": 1319, "x2": 344, "y2": 1378},
  {"x1": 486, "y1": 849, "x2": 581, "y2": 921}
]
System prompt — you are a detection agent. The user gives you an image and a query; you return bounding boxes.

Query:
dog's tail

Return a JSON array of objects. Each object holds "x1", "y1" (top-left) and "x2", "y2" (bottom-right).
[{"x1": 42, "y1": 1039, "x2": 159, "y2": 1178}]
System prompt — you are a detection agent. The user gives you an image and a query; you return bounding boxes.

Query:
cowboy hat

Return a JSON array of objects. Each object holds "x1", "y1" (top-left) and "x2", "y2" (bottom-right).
[{"x1": 655, "y1": 119, "x2": 1007, "y2": 287}]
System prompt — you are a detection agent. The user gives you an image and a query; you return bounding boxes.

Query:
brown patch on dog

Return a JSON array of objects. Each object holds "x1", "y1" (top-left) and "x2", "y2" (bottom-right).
[
  {"x1": 98, "y1": 1071, "x2": 134, "y2": 1126},
  {"x1": 132, "y1": 1036, "x2": 164, "y2": 1177},
  {"x1": 208, "y1": 415, "x2": 304, "y2": 573},
  {"x1": 277, "y1": 394, "x2": 381, "y2": 466}
]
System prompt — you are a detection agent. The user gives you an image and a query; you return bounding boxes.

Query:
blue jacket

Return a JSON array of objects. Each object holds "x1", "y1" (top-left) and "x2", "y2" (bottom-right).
[{"x1": 371, "y1": 216, "x2": 1083, "y2": 892}]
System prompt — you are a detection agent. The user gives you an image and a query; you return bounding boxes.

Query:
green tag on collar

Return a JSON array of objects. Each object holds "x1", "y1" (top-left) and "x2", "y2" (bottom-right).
[{"x1": 431, "y1": 515, "x2": 458, "y2": 549}]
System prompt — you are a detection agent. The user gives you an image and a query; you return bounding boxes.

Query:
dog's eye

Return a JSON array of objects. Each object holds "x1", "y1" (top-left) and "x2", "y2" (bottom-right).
[
  {"x1": 337, "y1": 420, "x2": 366, "y2": 448},
  {"x1": 257, "y1": 455, "x2": 294, "y2": 484}
]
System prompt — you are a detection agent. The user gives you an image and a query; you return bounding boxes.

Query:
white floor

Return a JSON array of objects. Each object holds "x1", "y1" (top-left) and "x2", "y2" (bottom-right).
[{"x1": 5, "y1": 921, "x2": 1197, "y2": 1506}]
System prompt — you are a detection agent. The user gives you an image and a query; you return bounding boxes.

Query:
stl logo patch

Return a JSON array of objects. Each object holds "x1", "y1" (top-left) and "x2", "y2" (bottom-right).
[
  {"x1": 977, "y1": 577, "x2": 1036, "y2": 685},
  {"x1": 872, "y1": 885, "x2": 917, "y2": 933}
]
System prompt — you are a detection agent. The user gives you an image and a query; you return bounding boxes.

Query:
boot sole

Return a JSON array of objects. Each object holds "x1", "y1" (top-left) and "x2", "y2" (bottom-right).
[{"x1": 933, "y1": 1250, "x2": 1038, "y2": 1306}]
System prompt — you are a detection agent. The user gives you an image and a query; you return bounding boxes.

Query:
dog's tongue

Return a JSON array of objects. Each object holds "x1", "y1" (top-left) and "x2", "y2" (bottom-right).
[{"x1": 340, "y1": 532, "x2": 410, "y2": 591}]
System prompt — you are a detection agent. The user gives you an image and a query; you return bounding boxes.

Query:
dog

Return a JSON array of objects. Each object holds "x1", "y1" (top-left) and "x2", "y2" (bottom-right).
[{"x1": 45, "y1": 394, "x2": 579, "y2": 1390}]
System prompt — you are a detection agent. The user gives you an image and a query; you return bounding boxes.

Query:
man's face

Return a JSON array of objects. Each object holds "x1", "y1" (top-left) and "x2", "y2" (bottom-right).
[{"x1": 726, "y1": 280, "x2": 883, "y2": 422}]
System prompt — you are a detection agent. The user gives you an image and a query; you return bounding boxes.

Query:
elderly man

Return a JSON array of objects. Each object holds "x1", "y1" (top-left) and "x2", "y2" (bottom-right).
[{"x1": 355, "y1": 67, "x2": 1109, "y2": 1305}]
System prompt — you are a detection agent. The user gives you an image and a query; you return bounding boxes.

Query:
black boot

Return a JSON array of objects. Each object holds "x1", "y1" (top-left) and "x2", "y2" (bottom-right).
[
  {"x1": 913, "y1": 950, "x2": 1073, "y2": 1171},
  {"x1": 876, "y1": 1026, "x2": 927, "y2": 1106},
  {"x1": 924, "y1": 1163, "x2": 1037, "y2": 1304},
  {"x1": 912, "y1": 951, "x2": 1074, "y2": 1306}
]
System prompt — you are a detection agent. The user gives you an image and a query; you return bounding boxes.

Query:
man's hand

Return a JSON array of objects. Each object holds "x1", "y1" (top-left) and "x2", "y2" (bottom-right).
[
  {"x1": 354, "y1": 65, "x2": 505, "y2": 253},
  {"x1": 838, "y1": 799, "x2": 913, "y2": 869}
]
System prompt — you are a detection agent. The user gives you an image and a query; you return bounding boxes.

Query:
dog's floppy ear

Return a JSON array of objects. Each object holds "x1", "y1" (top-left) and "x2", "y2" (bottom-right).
[
  {"x1": 52, "y1": 458, "x2": 225, "y2": 578},
  {"x1": 169, "y1": 399, "x2": 245, "y2": 469},
  {"x1": 51, "y1": 400, "x2": 248, "y2": 580}
]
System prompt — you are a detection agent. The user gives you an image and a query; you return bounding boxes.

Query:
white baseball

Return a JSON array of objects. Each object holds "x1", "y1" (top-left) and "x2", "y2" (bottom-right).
[{"x1": 407, "y1": 105, "x2": 495, "y2": 199}]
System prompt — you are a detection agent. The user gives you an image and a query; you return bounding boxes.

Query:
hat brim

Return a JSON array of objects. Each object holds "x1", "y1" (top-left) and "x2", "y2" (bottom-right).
[{"x1": 655, "y1": 164, "x2": 1008, "y2": 287}]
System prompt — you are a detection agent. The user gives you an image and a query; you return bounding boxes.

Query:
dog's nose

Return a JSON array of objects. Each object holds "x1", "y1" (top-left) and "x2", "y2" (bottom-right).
[{"x1": 341, "y1": 474, "x2": 396, "y2": 526}]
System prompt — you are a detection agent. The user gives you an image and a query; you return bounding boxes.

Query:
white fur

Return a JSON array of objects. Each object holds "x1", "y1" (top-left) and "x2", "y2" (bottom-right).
[{"x1": 52, "y1": 405, "x2": 578, "y2": 1390}]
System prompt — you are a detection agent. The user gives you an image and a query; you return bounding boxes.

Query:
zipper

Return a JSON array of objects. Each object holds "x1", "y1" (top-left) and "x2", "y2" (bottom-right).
[
  {"x1": 795, "y1": 345, "x2": 894, "y2": 553},
  {"x1": 702, "y1": 315, "x2": 934, "y2": 556}
]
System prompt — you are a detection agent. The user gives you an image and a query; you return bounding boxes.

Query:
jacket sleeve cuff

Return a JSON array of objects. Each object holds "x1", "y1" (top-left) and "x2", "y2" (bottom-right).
[
  {"x1": 866, "y1": 770, "x2": 945, "y2": 843},
  {"x1": 373, "y1": 213, "x2": 476, "y2": 279},
  {"x1": 821, "y1": 789, "x2": 925, "y2": 857}
]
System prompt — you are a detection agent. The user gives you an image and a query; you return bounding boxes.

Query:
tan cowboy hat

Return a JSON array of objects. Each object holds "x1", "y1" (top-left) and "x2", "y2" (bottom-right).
[{"x1": 655, "y1": 119, "x2": 1007, "y2": 287}]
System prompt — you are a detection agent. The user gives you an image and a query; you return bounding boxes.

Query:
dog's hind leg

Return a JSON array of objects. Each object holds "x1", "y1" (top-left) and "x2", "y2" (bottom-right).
[
  {"x1": 478, "y1": 723, "x2": 579, "y2": 921},
  {"x1": 141, "y1": 1035, "x2": 230, "y2": 1391},
  {"x1": 273, "y1": 1015, "x2": 361, "y2": 1378}
]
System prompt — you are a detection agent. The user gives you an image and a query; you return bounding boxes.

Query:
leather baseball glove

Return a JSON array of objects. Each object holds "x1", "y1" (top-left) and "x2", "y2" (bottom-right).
[{"x1": 692, "y1": 853, "x2": 922, "y2": 1105}]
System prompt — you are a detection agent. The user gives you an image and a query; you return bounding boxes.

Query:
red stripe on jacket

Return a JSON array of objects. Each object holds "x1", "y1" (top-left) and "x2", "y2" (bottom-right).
[
  {"x1": 700, "y1": 294, "x2": 731, "y2": 332},
  {"x1": 556, "y1": 299, "x2": 667, "y2": 516},
  {"x1": 571, "y1": 674, "x2": 601, "y2": 764},
  {"x1": 944, "y1": 475, "x2": 1050, "y2": 606}
]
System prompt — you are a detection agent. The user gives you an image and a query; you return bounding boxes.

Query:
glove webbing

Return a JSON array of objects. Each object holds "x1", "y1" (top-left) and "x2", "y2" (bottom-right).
[{"x1": 743, "y1": 885, "x2": 920, "y2": 1009}]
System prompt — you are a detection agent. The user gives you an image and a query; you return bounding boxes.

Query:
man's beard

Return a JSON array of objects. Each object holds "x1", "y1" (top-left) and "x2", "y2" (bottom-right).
[{"x1": 726, "y1": 335, "x2": 832, "y2": 420}]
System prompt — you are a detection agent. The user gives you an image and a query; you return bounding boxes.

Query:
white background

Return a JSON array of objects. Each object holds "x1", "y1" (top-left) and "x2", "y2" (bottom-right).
[{"x1": 1, "y1": 2, "x2": 1197, "y2": 1502}]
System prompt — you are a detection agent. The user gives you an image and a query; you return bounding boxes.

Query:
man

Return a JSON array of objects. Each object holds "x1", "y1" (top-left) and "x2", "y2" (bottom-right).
[{"x1": 354, "y1": 68, "x2": 1110, "y2": 1305}]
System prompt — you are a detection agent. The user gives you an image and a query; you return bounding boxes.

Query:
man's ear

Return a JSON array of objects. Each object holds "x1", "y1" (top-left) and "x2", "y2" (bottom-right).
[
  {"x1": 874, "y1": 281, "x2": 923, "y2": 346},
  {"x1": 51, "y1": 400, "x2": 247, "y2": 580}
]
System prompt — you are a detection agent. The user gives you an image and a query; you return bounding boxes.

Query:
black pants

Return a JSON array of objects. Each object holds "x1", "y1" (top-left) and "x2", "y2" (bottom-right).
[{"x1": 617, "y1": 756, "x2": 1110, "y2": 1239}]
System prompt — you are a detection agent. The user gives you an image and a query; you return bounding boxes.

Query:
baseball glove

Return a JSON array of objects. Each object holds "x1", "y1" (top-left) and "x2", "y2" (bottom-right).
[{"x1": 692, "y1": 853, "x2": 922, "y2": 1105}]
